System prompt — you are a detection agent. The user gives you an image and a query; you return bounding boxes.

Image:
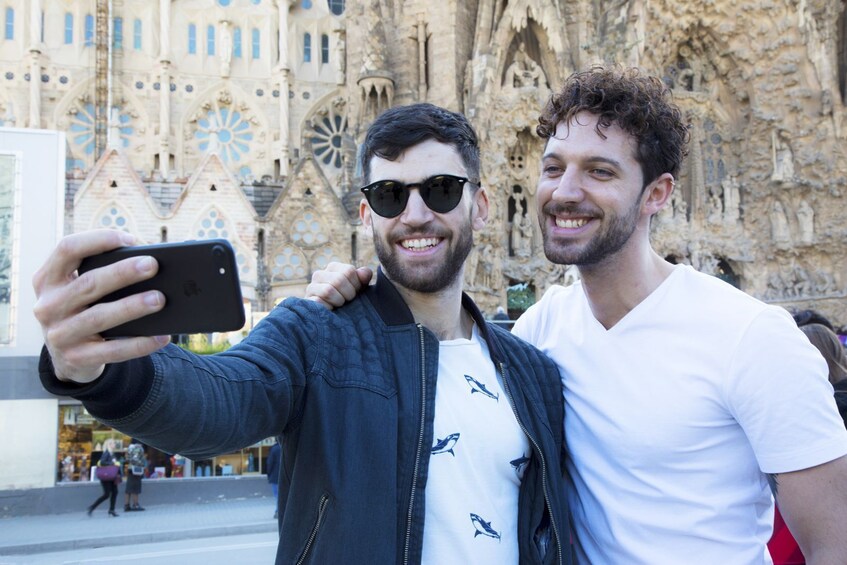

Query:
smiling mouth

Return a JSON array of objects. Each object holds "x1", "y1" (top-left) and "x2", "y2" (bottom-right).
[
  {"x1": 555, "y1": 218, "x2": 589, "y2": 229},
  {"x1": 400, "y1": 237, "x2": 442, "y2": 250}
]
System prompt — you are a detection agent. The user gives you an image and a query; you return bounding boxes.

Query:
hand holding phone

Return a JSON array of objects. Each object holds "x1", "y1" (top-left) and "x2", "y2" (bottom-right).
[{"x1": 78, "y1": 239, "x2": 246, "y2": 338}]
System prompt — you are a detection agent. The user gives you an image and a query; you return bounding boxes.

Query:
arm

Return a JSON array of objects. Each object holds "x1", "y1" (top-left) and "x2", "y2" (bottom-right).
[
  {"x1": 305, "y1": 262, "x2": 373, "y2": 309},
  {"x1": 40, "y1": 300, "x2": 326, "y2": 459},
  {"x1": 774, "y1": 455, "x2": 847, "y2": 564},
  {"x1": 32, "y1": 229, "x2": 170, "y2": 384}
]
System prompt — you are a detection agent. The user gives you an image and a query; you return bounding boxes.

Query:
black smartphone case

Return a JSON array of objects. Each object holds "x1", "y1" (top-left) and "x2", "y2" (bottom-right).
[{"x1": 78, "y1": 239, "x2": 246, "y2": 338}]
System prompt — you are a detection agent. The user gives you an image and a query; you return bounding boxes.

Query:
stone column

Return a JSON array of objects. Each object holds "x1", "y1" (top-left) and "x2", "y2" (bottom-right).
[
  {"x1": 28, "y1": 0, "x2": 43, "y2": 128},
  {"x1": 159, "y1": 0, "x2": 170, "y2": 60},
  {"x1": 416, "y1": 14, "x2": 427, "y2": 100},
  {"x1": 158, "y1": 62, "x2": 171, "y2": 178},
  {"x1": 276, "y1": 0, "x2": 290, "y2": 177},
  {"x1": 158, "y1": 0, "x2": 171, "y2": 178}
]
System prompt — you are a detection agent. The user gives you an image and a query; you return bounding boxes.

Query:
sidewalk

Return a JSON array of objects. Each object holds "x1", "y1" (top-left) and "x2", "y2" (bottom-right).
[{"x1": 0, "y1": 497, "x2": 277, "y2": 556}]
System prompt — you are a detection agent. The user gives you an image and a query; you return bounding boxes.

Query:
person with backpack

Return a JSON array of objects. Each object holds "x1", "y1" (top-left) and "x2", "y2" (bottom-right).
[{"x1": 124, "y1": 438, "x2": 146, "y2": 512}]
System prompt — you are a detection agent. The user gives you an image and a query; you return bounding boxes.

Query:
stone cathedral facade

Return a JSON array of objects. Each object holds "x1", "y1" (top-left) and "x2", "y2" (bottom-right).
[{"x1": 1, "y1": 0, "x2": 846, "y2": 325}]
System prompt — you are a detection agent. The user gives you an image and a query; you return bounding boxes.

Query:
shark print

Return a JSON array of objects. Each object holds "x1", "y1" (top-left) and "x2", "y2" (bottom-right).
[
  {"x1": 510, "y1": 454, "x2": 530, "y2": 479},
  {"x1": 464, "y1": 374, "x2": 499, "y2": 402},
  {"x1": 470, "y1": 513, "x2": 501, "y2": 541},
  {"x1": 432, "y1": 432, "x2": 460, "y2": 456}
]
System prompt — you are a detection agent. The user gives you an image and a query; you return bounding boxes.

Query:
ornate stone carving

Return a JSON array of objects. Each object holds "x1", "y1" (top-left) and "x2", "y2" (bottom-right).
[
  {"x1": 504, "y1": 42, "x2": 545, "y2": 89},
  {"x1": 771, "y1": 129, "x2": 795, "y2": 183},
  {"x1": 796, "y1": 199, "x2": 815, "y2": 245}
]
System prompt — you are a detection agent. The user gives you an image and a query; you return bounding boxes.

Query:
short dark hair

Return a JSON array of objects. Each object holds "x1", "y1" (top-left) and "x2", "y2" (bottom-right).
[
  {"x1": 793, "y1": 309, "x2": 836, "y2": 331},
  {"x1": 537, "y1": 65, "x2": 690, "y2": 187},
  {"x1": 359, "y1": 103, "x2": 481, "y2": 184}
]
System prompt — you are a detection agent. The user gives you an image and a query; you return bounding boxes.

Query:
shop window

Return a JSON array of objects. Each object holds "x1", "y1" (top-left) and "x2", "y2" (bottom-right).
[{"x1": 58, "y1": 405, "x2": 275, "y2": 481}]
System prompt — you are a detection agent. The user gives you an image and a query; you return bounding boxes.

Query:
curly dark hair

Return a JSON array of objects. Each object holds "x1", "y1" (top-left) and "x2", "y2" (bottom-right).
[
  {"x1": 360, "y1": 103, "x2": 480, "y2": 185},
  {"x1": 537, "y1": 65, "x2": 690, "y2": 188}
]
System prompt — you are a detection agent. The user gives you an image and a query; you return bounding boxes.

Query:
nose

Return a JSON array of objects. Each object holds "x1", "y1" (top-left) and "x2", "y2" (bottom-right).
[
  {"x1": 550, "y1": 169, "x2": 585, "y2": 203},
  {"x1": 400, "y1": 188, "x2": 435, "y2": 224}
]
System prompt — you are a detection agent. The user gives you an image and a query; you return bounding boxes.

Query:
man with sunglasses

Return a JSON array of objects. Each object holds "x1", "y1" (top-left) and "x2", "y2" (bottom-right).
[
  {"x1": 33, "y1": 103, "x2": 571, "y2": 564},
  {"x1": 310, "y1": 67, "x2": 847, "y2": 563}
]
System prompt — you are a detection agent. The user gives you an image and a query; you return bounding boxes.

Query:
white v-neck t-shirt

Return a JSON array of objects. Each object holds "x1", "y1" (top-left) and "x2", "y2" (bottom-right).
[
  {"x1": 514, "y1": 264, "x2": 847, "y2": 564},
  {"x1": 421, "y1": 323, "x2": 530, "y2": 565}
]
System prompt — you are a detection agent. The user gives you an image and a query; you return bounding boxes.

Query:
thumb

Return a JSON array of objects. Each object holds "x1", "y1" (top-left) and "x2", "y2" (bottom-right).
[{"x1": 356, "y1": 267, "x2": 374, "y2": 287}]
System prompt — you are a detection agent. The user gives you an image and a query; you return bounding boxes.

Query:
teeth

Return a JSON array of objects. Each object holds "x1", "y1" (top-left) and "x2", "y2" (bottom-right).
[
  {"x1": 555, "y1": 218, "x2": 589, "y2": 229},
  {"x1": 401, "y1": 238, "x2": 439, "y2": 249}
]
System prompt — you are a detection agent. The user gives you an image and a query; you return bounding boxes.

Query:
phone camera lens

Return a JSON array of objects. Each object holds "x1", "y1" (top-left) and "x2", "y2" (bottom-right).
[{"x1": 212, "y1": 245, "x2": 225, "y2": 259}]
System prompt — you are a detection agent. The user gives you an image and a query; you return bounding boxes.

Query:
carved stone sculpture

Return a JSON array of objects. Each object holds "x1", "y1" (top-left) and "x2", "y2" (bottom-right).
[
  {"x1": 770, "y1": 200, "x2": 790, "y2": 243},
  {"x1": 504, "y1": 42, "x2": 545, "y2": 89},
  {"x1": 771, "y1": 129, "x2": 795, "y2": 182},
  {"x1": 797, "y1": 199, "x2": 815, "y2": 245}
]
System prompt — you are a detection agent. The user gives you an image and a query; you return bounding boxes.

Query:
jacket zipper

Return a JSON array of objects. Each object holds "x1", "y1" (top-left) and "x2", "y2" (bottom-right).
[
  {"x1": 499, "y1": 362, "x2": 563, "y2": 565},
  {"x1": 403, "y1": 324, "x2": 428, "y2": 565},
  {"x1": 295, "y1": 493, "x2": 329, "y2": 565}
]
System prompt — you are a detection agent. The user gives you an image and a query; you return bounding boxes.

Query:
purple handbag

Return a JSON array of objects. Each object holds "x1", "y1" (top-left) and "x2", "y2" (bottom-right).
[{"x1": 95, "y1": 464, "x2": 119, "y2": 481}]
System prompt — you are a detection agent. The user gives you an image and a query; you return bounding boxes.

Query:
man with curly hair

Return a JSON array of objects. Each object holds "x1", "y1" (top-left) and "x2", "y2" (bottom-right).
[
  {"x1": 308, "y1": 65, "x2": 847, "y2": 563},
  {"x1": 512, "y1": 65, "x2": 847, "y2": 563}
]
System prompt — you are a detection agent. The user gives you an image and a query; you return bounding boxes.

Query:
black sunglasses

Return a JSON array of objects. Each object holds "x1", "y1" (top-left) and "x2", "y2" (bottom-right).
[{"x1": 360, "y1": 174, "x2": 478, "y2": 218}]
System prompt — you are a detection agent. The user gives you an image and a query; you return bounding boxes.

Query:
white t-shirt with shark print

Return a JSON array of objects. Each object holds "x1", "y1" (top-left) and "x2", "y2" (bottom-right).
[{"x1": 421, "y1": 323, "x2": 530, "y2": 565}]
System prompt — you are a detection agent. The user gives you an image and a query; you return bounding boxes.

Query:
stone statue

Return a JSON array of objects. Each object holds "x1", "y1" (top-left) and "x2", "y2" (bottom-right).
[
  {"x1": 511, "y1": 212, "x2": 533, "y2": 258},
  {"x1": 220, "y1": 21, "x2": 233, "y2": 78},
  {"x1": 769, "y1": 200, "x2": 790, "y2": 243},
  {"x1": 504, "y1": 42, "x2": 544, "y2": 89},
  {"x1": 721, "y1": 176, "x2": 740, "y2": 223},
  {"x1": 771, "y1": 129, "x2": 795, "y2": 182},
  {"x1": 206, "y1": 115, "x2": 222, "y2": 155},
  {"x1": 796, "y1": 199, "x2": 814, "y2": 245},
  {"x1": 706, "y1": 188, "x2": 722, "y2": 224}
]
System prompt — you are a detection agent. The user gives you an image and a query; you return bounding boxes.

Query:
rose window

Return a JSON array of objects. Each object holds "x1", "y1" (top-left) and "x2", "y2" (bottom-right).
[
  {"x1": 195, "y1": 106, "x2": 254, "y2": 165},
  {"x1": 310, "y1": 111, "x2": 346, "y2": 169},
  {"x1": 69, "y1": 103, "x2": 134, "y2": 155}
]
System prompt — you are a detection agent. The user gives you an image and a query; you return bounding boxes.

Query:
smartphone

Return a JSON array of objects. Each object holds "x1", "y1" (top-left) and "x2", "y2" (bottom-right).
[{"x1": 78, "y1": 239, "x2": 246, "y2": 338}]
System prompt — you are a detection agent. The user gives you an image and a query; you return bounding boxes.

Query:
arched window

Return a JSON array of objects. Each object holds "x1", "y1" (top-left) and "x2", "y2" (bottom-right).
[
  {"x1": 4, "y1": 7, "x2": 14, "y2": 40},
  {"x1": 207, "y1": 24, "x2": 215, "y2": 55},
  {"x1": 321, "y1": 34, "x2": 329, "y2": 64},
  {"x1": 327, "y1": 0, "x2": 345, "y2": 16},
  {"x1": 113, "y1": 17, "x2": 123, "y2": 49},
  {"x1": 188, "y1": 23, "x2": 197, "y2": 54},
  {"x1": 133, "y1": 18, "x2": 142, "y2": 50},
  {"x1": 233, "y1": 27, "x2": 242, "y2": 58},
  {"x1": 64, "y1": 13, "x2": 73, "y2": 44},
  {"x1": 84, "y1": 14, "x2": 94, "y2": 46},
  {"x1": 303, "y1": 33, "x2": 311, "y2": 62},
  {"x1": 251, "y1": 28, "x2": 260, "y2": 59},
  {"x1": 302, "y1": 0, "x2": 313, "y2": 8}
]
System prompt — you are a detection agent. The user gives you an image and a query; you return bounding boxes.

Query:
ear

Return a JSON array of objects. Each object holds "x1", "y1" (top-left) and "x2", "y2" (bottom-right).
[
  {"x1": 360, "y1": 198, "x2": 373, "y2": 229},
  {"x1": 642, "y1": 173, "x2": 675, "y2": 217},
  {"x1": 471, "y1": 186, "x2": 490, "y2": 231}
]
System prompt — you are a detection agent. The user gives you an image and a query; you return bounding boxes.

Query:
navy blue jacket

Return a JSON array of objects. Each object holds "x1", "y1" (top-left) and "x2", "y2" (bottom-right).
[{"x1": 41, "y1": 273, "x2": 570, "y2": 564}]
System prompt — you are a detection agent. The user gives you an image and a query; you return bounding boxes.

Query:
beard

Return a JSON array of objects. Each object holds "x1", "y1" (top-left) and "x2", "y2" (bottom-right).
[
  {"x1": 541, "y1": 197, "x2": 641, "y2": 266},
  {"x1": 373, "y1": 213, "x2": 474, "y2": 293}
]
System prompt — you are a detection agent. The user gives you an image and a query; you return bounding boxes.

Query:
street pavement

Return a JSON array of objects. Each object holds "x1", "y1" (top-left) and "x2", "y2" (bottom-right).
[{"x1": 0, "y1": 497, "x2": 278, "y2": 559}]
